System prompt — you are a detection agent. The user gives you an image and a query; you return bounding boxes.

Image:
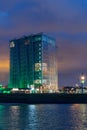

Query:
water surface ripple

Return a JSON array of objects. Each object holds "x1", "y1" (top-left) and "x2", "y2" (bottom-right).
[{"x1": 0, "y1": 104, "x2": 87, "y2": 130}]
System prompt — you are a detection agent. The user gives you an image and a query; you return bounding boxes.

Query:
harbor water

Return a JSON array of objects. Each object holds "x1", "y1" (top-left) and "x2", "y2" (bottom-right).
[{"x1": 0, "y1": 104, "x2": 87, "y2": 130}]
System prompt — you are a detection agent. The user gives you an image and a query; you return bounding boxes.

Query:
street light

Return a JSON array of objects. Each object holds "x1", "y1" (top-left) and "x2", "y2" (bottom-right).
[{"x1": 80, "y1": 73, "x2": 85, "y2": 93}]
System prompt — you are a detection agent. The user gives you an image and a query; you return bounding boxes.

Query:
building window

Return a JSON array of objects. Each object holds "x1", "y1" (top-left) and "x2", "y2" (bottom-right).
[
  {"x1": 39, "y1": 52, "x2": 41, "y2": 54},
  {"x1": 35, "y1": 63, "x2": 41, "y2": 71},
  {"x1": 34, "y1": 80, "x2": 41, "y2": 84},
  {"x1": 34, "y1": 36, "x2": 41, "y2": 42},
  {"x1": 39, "y1": 56, "x2": 41, "y2": 59},
  {"x1": 42, "y1": 35, "x2": 47, "y2": 42},
  {"x1": 24, "y1": 40, "x2": 30, "y2": 45},
  {"x1": 10, "y1": 41, "x2": 15, "y2": 48}
]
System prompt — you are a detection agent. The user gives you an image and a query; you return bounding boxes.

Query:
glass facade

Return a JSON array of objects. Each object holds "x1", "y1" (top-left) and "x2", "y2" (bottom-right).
[{"x1": 9, "y1": 33, "x2": 58, "y2": 91}]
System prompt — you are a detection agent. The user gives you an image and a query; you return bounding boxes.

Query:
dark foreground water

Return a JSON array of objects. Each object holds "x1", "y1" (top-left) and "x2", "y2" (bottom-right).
[{"x1": 0, "y1": 104, "x2": 87, "y2": 130}]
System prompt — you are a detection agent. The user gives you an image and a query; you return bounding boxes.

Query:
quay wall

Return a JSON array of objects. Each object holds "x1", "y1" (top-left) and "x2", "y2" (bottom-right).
[{"x1": 0, "y1": 93, "x2": 87, "y2": 104}]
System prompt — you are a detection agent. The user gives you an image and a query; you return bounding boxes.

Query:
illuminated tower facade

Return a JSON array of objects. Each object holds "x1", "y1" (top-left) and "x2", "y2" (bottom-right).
[{"x1": 9, "y1": 33, "x2": 58, "y2": 92}]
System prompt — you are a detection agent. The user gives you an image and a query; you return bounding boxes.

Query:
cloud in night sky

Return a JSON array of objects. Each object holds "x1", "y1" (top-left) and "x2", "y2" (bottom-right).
[{"x1": 0, "y1": 0, "x2": 87, "y2": 86}]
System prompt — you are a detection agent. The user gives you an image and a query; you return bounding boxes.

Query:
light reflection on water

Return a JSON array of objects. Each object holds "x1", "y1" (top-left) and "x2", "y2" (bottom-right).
[{"x1": 0, "y1": 104, "x2": 87, "y2": 130}]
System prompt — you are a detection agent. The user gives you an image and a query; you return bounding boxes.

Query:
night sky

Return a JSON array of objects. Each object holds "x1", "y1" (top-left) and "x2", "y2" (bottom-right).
[{"x1": 0, "y1": 0, "x2": 87, "y2": 87}]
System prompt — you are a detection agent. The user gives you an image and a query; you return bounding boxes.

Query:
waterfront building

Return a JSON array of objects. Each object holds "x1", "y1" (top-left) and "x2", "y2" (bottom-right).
[{"x1": 9, "y1": 33, "x2": 58, "y2": 92}]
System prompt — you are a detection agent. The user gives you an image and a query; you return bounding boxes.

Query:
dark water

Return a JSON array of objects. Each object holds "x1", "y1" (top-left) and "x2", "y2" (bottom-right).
[{"x1": 0, "y1": 104, "x2": 87, "y2": 130}]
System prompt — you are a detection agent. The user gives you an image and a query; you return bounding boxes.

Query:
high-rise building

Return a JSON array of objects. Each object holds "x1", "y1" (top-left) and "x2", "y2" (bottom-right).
[{"x1": 9, "y1": 33, "x2": 58, "y2": 92}]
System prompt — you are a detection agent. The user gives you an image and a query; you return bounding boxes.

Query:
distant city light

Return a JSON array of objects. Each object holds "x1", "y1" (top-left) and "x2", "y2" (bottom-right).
[
  {"x1": 81, "y1": 76, "x2": 85, "y2": 81},
  {"x1": 80, "y1": 73, "x2": 86, "y2": 93},
  {"x1": 80, "y1": 73, "x2": 86, "y2": 84}
]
